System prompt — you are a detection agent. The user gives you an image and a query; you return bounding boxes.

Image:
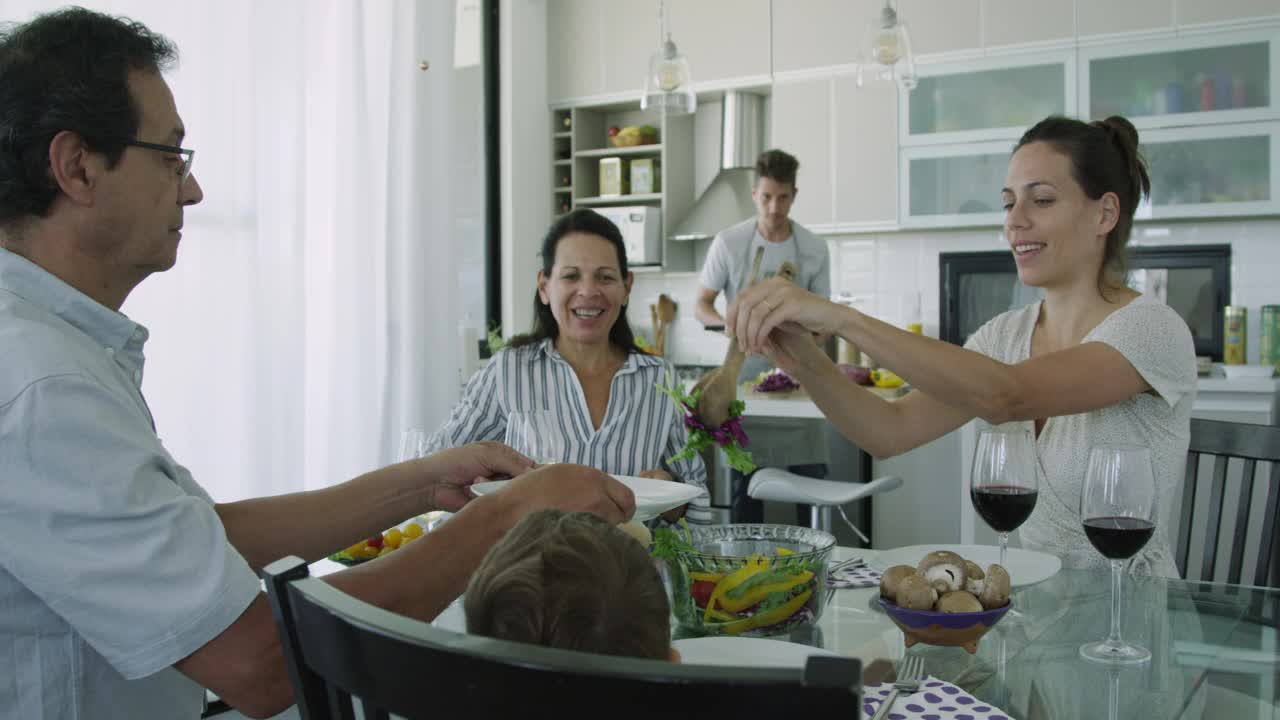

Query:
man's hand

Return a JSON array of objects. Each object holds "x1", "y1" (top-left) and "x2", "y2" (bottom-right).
[
  {"x1": 501, "y1": 464, "x2": 636, "y2": 525},
  {"x1": 417, "y1": 441, "x2": 535, "y2": 512}
]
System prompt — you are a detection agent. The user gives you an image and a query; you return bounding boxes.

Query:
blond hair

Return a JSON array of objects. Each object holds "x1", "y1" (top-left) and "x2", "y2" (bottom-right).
[{"x1": 464, "y1": 509, "x2": 670, "y2": 659}]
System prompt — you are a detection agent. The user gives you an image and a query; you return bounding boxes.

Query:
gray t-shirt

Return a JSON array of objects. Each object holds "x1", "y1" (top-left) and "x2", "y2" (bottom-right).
[
  {"x1": 965, "y1": 294, "x2": 1197, "y2": 576},
  {"x1": 699, "y1": 217, "x2": 830, "y2": 305}
]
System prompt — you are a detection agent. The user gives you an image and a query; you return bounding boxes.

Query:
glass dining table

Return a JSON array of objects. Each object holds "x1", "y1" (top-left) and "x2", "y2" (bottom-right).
[{"x1": 809, "y1": 548, "x2": 1279, "y2": 719}]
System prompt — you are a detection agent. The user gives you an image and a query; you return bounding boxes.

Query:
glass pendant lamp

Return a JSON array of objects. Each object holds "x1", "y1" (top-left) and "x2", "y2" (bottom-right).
[{"x1": 640, "y1": 0, "x2": 696, "y2": 114}]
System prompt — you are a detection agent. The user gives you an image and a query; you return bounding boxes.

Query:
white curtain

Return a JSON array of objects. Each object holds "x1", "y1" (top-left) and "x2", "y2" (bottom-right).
[{"x1": 3, "y1": 0, "x2": 484, "y2": 500}]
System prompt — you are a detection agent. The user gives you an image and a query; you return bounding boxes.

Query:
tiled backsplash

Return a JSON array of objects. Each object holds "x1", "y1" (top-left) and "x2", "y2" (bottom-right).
[{"x1": 631, "y1": 217, "x2": 1280, "y2": 366}]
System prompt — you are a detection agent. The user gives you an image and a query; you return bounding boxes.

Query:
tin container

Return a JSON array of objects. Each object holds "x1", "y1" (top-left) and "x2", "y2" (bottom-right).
[
  {"x1": 1224, "y1": 306, "x2": 1247, "y2": 365},
  {"x1": 1261, "y1": 305, "x2": 1280, "y2": 370}
]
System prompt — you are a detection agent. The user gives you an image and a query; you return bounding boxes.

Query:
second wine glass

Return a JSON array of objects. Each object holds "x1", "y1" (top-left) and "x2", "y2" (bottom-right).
[
  {"x1": 1079, "y1": 444, "x2": 1158, "y2": 665},
  {"x1": 970, "y1": 426, "x2": 1040, "y2": 568}
]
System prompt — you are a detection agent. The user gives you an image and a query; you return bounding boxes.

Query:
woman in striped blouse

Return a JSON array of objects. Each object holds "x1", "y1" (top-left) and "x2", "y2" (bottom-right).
[{"x1": 436, "y1": 209, "x2": 710, "y2": 524}]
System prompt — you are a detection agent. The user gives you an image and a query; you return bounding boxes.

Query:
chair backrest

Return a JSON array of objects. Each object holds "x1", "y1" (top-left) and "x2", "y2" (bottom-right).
[
  {"x1": 262, "y1": 557, "x2": 864, "y2": 720},
  {"x1": 1177, "y1": 418, "x2": 1280, "y2": 588}
]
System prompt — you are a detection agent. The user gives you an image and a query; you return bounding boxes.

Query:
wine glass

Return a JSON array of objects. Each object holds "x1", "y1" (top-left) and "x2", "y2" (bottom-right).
[
  {"x1": 1079, "y1": 444, "x2": 1157, "y2": 665},
  {"x1": 970, "y1": 426, "x2": 1040, "y2": 568},
  {"x1": 504, "y1": 410, "x2": 563, "y2": 465}
]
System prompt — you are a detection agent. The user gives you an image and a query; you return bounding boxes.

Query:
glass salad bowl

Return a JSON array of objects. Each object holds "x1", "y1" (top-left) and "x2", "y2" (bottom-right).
[{"x1": 657, "y1": 523, "x2": 835, "y2": 638}]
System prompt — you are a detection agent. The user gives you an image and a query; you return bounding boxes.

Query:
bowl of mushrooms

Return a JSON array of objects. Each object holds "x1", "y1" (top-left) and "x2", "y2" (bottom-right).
[{"x1": 877, "y1": 550, "x2": 1012, "y2": 654}]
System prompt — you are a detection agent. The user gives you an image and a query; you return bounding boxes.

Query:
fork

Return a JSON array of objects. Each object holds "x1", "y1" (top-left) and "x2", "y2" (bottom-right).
[{"x1": 869, "y1": 654, "x2": 925, "y2": 720}]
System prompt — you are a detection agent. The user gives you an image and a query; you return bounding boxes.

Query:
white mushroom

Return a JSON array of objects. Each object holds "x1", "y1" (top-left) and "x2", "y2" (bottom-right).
[
  {"x1": 963, "y1": 560, "x2": 986, "y2": 596},
  {"x1": 879, "y1": 565, "x2": 918, "y2": 603},
  {"x1": 917, "y1": 550, "x2": 968, "y2": 594},
  {"x1": 978, "y1": 564, "x2": 1011, "y2": 609},
  {"x1": 895, "y1": 574, "x2": 938, "y2": 610},
  {"x1": 936, "y1": 590, "x2": 984, "y2": 613}
]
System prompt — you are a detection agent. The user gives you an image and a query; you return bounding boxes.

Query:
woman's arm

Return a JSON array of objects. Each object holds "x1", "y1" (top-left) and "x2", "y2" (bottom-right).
[{"x1": 830, "y1": 308, "x2": 1150, "y2": 426}]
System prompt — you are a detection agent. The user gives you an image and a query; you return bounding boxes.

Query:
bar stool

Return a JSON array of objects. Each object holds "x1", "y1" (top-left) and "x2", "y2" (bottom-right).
[{"x1": 747, "y1": 468, "x2": 903, "y2": 543}]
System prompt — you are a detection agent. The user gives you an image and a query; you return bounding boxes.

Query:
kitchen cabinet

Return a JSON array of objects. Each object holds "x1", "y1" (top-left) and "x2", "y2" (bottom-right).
[
  {"x1": 1139, "y1": 122, "x2": 1278, "y2": 219},
  {"x1": 551, "y1": 101, "x2": 696, "y2": 271},
  {"x1": 600, "y1": 0, "x2": 660, "y2": 97},
  {"x1": 1080, "y1": 28, "x2": 1279, "y2": 129},
  {"x1": 770, "y1": 0, "x2": 862, "y2": 74},
  {"x1": 980, "y1": 0, "x2": 1077, "y2": 47},
  {"x1": 546, "y1": 0, "x2": 603, "y2": 102},
  {"x1": 900, "y1": 50, "x2": 1074, "y2": 147},
  {"x1": 1076, "y1": 0, "x2": 1174, "y2": 36},
  {"x1": 770, "y1": 78, "x2": 834, "y2": 226},
  {"x1": 834, "y1": 75, "x2": 898, "y2": 225},
  {"x1": 667, "y1": 0, "x2": 771, "y2": 86},
  {"x1": 899, "y1": 140, "x2": 1011, "y2": 228}
]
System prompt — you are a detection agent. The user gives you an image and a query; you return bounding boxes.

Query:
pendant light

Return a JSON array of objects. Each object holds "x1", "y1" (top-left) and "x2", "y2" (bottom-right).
[
  {"x1": 858, "y1": 0, "x2": 917, "y2": 91},
  {"x1": 640, "y1": 0, "x2": 696, "y2": 114}
]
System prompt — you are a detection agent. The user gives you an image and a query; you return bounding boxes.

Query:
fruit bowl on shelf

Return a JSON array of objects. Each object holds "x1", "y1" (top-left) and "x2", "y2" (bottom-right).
[{"x1": 608, "y1": 124, "x2": 659, "y2": 147}]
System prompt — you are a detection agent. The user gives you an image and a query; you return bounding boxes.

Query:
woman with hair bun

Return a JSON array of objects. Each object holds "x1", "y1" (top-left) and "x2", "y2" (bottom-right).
[{"x1": 726, "y1": 116, "x2": 1195, "y2": 575}]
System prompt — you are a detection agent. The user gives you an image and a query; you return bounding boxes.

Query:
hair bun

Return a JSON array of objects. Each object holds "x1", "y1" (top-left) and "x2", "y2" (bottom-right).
[{"x1": 1096, "y1": 115, "x2": 1140, "y2": 152}]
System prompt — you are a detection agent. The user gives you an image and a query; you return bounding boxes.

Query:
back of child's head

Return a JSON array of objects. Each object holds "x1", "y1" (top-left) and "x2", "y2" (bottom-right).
[{"x1": 464, "y1": 509, "x2": 670, "y2": 660}]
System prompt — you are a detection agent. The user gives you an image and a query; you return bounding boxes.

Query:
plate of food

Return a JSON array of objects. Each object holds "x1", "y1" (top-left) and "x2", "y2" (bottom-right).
[
  {"x1": 327, "y1": 516, "x2": 433, "y2": 565},
  {"x1": 870, "y1": 544, "x2": 1061, "y2": 588},
  {"x1": 469, "y1": 474, "x2": 702, "y2": 521}
]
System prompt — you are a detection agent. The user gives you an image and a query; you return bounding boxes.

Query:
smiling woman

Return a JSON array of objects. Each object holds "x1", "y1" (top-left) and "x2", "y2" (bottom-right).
[
  {"x1": 723, "y1": 114, "x2": 1195, "y2": 575},
  {"x1": 431, "y1": 209, "x2": 712, "y2": 525}
]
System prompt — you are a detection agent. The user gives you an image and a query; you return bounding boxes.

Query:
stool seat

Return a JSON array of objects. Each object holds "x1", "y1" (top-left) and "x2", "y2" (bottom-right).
[{"x1": 748, "y1": 468, "x2": 903, "y2": 507}]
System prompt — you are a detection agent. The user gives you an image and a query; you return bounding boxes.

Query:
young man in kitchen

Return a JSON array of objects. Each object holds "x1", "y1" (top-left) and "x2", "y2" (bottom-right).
[
  {"x1": 695, "y1": 148, "x2": 831, "y2": 384},
  {"x1": 0, "y1": 8, "x2": 633, "y2": 720},
  {"x1": 693, "y1": 149, "x2": 835, "y2": 524}
]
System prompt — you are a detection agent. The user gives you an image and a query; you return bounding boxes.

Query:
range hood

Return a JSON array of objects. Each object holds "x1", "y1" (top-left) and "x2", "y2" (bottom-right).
[{"x1": 669, "y1": 90, "x2": 764, "y2": 241}]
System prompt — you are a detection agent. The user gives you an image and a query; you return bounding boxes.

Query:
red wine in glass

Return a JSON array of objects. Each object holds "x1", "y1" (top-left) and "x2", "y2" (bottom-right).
[
  {"x1": 1080, "y1": 444, "x2": 1158, "y2": 666},
  {"x1": 971, "y1": 486, "x2": 1039, "y2": 533},
  {"x1": 970, "y1": 428, "x2": 1040, "y2": 568},
  {"x1": 1083, "y1": 517, "x2": 1155, "y2": 559}
]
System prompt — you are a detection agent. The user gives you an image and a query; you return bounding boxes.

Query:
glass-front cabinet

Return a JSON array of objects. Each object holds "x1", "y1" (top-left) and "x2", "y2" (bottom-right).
[
  {"x1": 899, "y1": 140, "x2": 1013, "y2": 228},
  {"x1": 1080, "y1": 29, "x2": 1279, "y2": 128},
  {"x1": 900, "y1": 51, "x2": 1074, "y2": 146},
  {"x1": 1138, "y1": 122, "x2": 1278, "y2": 218}
]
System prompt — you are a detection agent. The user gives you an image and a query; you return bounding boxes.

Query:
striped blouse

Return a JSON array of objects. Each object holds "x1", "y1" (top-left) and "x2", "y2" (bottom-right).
[{"x1": 435, "y1": 338, "x2": 711, "y2": 524}]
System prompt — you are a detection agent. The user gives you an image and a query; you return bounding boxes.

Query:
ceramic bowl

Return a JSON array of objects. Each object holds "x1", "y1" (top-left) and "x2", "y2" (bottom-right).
[
  {"x1": 1222, "y1": 364, "x2": 1276, "y2": 380},
  {"x1": 878, "y1": 597, "x2": 1011, "y2": 654},
  {"x1": 662, "y1": 524, "x2": 834, "y2": 638}
]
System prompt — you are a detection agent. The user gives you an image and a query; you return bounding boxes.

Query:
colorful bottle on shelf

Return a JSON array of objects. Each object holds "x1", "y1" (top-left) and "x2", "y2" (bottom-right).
[
  {"x1": 1232, "y1": 78, "x2": 1247, "y2": 109},
  {"x1": 1224, "y1": 306, "x2": 1247, "y2": 365},
  {"x1": 1261, "y1": 305, "x2": 1280, "y2": 371},
  {"x1": 1165, "y1": 82, "x2": 1183, "y2": 114},
  {"x1": 1198, "y1": 74, "x2": 1214, "y2": 112}
]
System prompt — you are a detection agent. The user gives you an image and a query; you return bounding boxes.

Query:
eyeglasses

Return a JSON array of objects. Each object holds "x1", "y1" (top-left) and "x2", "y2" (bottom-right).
[{"x1": 122, "y1": 139, "x2": 195, "y2": 183}]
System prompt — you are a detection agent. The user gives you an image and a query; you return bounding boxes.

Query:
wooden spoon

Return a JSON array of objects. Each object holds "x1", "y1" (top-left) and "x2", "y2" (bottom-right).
[
  {"x1": 692, "y1": 246, "x2": 765, "y2": 428},
  {"x1": 655, "y1": 294, "x2": 677, "y2": 356}
]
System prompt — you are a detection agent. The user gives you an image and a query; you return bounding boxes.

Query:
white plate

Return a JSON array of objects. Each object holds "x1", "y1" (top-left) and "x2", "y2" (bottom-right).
[
  {"x1": 468, "y1": 474, "x2": 702, "y2": 522},
  {"x1": 672, "y1": 637, "x2": 839, "y2": 669},
  {"x1": 870, "y1": 544, "x2": 1062, "y2": 587}
]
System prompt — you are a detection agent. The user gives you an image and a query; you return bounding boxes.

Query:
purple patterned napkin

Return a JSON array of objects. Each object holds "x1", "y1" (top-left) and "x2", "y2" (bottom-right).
[
  {"x1": 828, "y1": 560, "x2": 881, "y2": 589},
  {"x1": 862, "y1": 677, "x2": 1011, "y2": 720}
]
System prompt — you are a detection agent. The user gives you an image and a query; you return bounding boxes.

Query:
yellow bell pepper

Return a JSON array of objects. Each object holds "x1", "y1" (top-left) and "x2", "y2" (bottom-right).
[
  {"x1": 775, "y1": 547, "x2": 795, "y2": 556},
  {"x1": 703, "y1": 554, "x2": 769, "y2": 622},
  {"x1": 689, "y1": 571, "x2": 725, "y2": 583},
  {"x1": 703, "y1": 607, "x2": 736, "y2": 622},
  {"x1": 722, "y1": 589, "x2": 814, "y2": 635},
  {"x1": 718, "y1": 571, "x2": 814, "y2": 613},
  {"x1": 870, "y1": 368, "x2": 904, "y2": 388}
]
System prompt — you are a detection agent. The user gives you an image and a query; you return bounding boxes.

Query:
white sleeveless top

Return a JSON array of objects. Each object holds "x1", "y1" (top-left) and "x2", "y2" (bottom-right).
[{"x1": 964, "y1": 294, "x2": 1197, "y2": 577}]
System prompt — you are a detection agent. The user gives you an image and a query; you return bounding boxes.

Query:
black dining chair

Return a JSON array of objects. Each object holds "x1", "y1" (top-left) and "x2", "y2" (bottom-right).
[
  {"x1": 262, "y1": 556, "x2": 864, "y2": 720},
  {"x1": 1176, "y1": 418, "x2": 1280, "y2": 589}
]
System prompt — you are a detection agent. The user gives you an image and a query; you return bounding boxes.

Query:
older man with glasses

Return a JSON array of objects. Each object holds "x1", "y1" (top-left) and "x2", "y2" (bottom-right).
[{"x1": 0, "y1": 8, "x2": 634, "y2": 720}]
